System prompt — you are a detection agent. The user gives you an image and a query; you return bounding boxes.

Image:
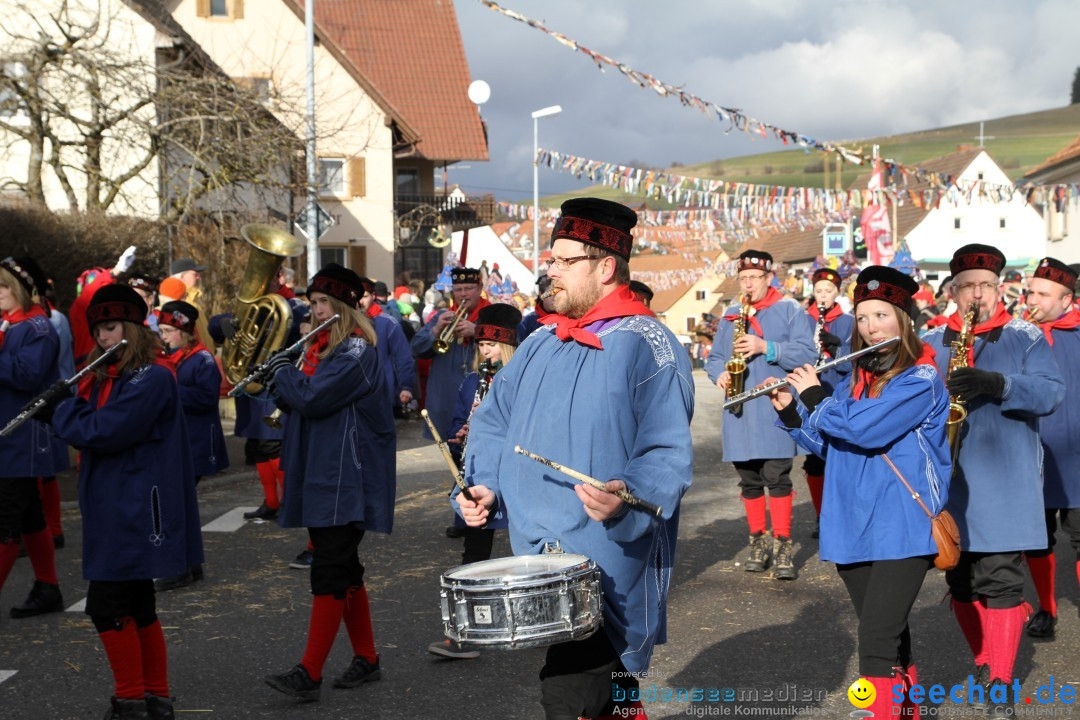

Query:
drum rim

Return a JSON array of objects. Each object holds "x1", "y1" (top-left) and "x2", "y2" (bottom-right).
[{"x1": 441, "y1": 553, "x2": 596, "y2": 585}]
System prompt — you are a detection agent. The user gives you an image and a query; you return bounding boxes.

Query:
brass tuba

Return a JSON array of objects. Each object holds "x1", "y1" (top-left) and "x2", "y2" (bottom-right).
[
  {"x1": 945, "y1": 302, "x2": 978, "y2": 461},
  {"x1": 432, "y1": 304, "x2": 469, "y2": 355},
  {"x1": 222, "y1": 224, "x2": 303, "y2": 395},
  {"x1": 725, "y1": 294, "x2": 751, "y2": 413}
]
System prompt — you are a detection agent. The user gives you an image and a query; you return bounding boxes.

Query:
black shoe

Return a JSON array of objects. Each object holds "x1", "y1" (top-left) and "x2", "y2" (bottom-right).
[
  {"x1": 10, "y1": 580, "x2": 63, "y2": 618},
  {"x1": 154, "y1": 571, "x2": 194, "y2": 593},
  {"x1": 288, "y1": 549, "x2": 314, "y2": 569},
  {"x1": 1026, "y1": 608, "x2": 1056, "y2": 639},
  {"x1": 265, "y1": 664, "x2": 321, "y2": 702},
  {"x1": 773, "y1": 536, "x2": 797, "y2": 580},
  {"x1": 744, "y1": 533, "x2": 771, "y2": 572},
  {"x1": 970, "y1": 664, "x2": 990, "y2": 710},
  {"x1": 243, "y1": 503, "x2": 278, "y2": 520},
  {"x1": 445, "y1": 525, "x2": 465, "y2": 539},
  {"x1": 53, "y1": 534, "x2": 65, "y2": 549},
  {"x1": 144, "y1": 695, "x2": 175, "y2": 720},
  {"x1": 333, "y1": 654, "x2": 382, "y2": 688},
  {"x1": 811, "y1": 518, "x2": 820, "y2": 539},
  {"x1": 987, "y1": 678, "x2": 1013, "y2": 717},
  {"x1": 103, "y1": 696, "x2": 150, "y2": 719},
  {"x1": 190, "y1": 564, "x2": 204, "y2": 582}
]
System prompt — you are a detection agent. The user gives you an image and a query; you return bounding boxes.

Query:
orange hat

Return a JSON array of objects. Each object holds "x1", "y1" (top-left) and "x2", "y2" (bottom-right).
[{"x1": 158, "y1": 277, "x2": 187, "y2": 301}]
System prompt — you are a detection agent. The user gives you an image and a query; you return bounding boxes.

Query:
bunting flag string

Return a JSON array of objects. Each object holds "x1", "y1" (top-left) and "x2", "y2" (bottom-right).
[{"x1": 481, "y1": 0, "x2": 1080, "y2": 194}]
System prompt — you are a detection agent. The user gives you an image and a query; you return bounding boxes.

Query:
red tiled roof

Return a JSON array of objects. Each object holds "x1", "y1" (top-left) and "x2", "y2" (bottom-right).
[
  {"x1": 296, "y1": 0, "x2": 488, "y2": 162},
  {"x1": 1027, "y1": 132, "x2": 1080, "y2": 175}
]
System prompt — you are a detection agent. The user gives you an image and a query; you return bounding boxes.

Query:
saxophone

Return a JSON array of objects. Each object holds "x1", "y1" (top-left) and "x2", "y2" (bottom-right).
[
  {"x1": 814, "y1": 302, "x2": 828, "y2": 364},
  {"x1": 725, "y1": 294, "x2": 751, "y2": 413},
  {"x1": 458, "y1": 360, "x2": 496, "y2": 468},
  {"x1": 945, "y1": 302, "x2": 978, "y2": 461}
]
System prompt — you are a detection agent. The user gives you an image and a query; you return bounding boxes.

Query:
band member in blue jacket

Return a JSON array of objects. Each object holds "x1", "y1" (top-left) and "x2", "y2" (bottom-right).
[
  {"x1": 48, "y1": 283, "x2": 203, "y2": 720},
  {"x1": 922, "y1": 244, "x2": 1065, "y2": 713},
  {"x1": 0, "y1": 256, "x2": 63, "y2": 619},
  {"x1": 1022, "y1": 257, "x2": 1080, "y2": 640},
  {"x1": 262, "y1": 264, "x2": 395, "y2": 702},
  {"x1": 458, "y1": 198, "x2": 694, "y2": 720},
  {"x1": 803, "y1": 267, "x2": 855, "y2": 537},
  {"x1": 766, "y1": 266, "x2": 950, "y2": 719},
  {"x1": 359, "y1": 277, "x2": 416, "y2": 409},
  {"x1": 705, "y1": 250, "x2": 816, "y2": 579}
]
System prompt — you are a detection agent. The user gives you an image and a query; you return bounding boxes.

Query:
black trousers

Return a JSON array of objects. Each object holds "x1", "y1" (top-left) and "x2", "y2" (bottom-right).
[
  {"x1": 733, "y1": 458, "x2": 793, "y2": 499},
  {"x1": 308, "y1": 525, "x2": 366, "y2": 599},
  {"x1": 87, "y1": 579, "x2": 158, "y2": 631},
  {"x1": 837, "y1": 556, "x2": 932, "y2": 677},
  {"x1": 1027, "y1": 508, "x2": 1080, "y2": 557},
  {"x1": 462, "y1": 527, "x2": 495, "y2": 565},
  {"x1": 0, "y1": 477, "x2": 47, "y2": 543},
  {"x1": 539, "y1": 630, "x2": 639, "y2": 720},
  {"x1": 945, "y1": 551, "x2": 1026, "y2": 609},
  {"x1": 803, "y1": 452, "x2": 825, "y2": 476}
]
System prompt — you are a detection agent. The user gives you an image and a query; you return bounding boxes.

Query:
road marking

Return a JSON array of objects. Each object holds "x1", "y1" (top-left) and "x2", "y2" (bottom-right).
[
  {"x1": 202, "y1": 507, "x2": 259, "y2": 533},
  {"x1": 67, "y1": 598, "x2": 86, "y2": 613},
  {"x1": 0, "y1": 671, "x2": 16, "y2": 685}
]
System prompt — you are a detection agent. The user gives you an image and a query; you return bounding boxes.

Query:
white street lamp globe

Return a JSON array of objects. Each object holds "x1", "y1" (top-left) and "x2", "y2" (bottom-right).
[{"x1": 468, "y1": 80, "x2": 491, "y2": 105}]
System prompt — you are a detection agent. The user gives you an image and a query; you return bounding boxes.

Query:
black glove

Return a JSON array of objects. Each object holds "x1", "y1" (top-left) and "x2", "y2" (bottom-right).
[
  {"x1": 796, "y1": 384, "x2": 828, "y2": 412},
  {"x1": 33, "y1": 381, "x2": 74, "y2": 424},
  {"x1": 263, "y1": 352, "x2": 297, "y2": 386},
  {"x1": 946, "y1": 367, "x2": 1005, "y2": 401},
  {"x1": 221, "y1": 317, "x2": 239, "y2": 340},
  {"x1": 819, "y1": 330, "x2": 842, "y2": 357}
]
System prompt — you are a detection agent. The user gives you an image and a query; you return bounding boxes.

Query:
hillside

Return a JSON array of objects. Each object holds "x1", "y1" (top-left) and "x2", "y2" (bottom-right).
[{"x1": 540, "y1": 104, "x2": 1080, "y2": 209}]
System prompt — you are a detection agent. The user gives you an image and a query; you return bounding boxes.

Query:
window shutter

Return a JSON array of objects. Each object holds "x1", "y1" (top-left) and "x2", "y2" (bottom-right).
[
  {"x1": 349, "y1": 157, "x2": 366, "y2": 198},
  {"x1": 196, "y1": 0, "x2": 210, "y2": 17},
  {"x1": 232, "y1": 0, "x2": 243, "y2": 19},
  {"x1": 349, "y1": 245, "x2": 367, "y2": 275}
]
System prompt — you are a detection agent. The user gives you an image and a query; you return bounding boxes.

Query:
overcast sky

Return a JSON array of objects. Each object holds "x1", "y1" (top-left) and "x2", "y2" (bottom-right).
[{"x1": 449, "y1": 0, "x2": 1080, "y2": 203}]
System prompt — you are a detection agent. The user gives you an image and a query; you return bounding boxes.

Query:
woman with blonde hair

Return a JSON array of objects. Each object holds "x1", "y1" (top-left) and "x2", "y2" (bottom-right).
[{"x1": 262, "y1": 263, "x2": 395, "y2": 702}]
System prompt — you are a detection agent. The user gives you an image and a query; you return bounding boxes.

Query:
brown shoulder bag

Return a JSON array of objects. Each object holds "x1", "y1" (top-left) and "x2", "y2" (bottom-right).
[{"x1": 882, "y1": 454, "x2": 961, "y2": 571}]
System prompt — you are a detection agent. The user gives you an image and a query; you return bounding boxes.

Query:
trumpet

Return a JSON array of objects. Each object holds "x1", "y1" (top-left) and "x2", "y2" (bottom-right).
[
  {"x1": 722, "y1": 337, "x2": 900, "y2": 410},
  {"x1": 432, "y1": 304, "x2": 469, "y2": 355},
  {"x1": 229, "y1": 314, "x2": 340, "y2": 397},
  {"x1": 1, "y1": 339, "x2": 128, "y2": 437}
]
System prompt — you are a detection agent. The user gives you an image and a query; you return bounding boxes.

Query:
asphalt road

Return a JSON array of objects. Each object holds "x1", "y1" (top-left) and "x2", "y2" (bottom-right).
[{"x1": 1, "y1": 371, "x2": 1077, "y2": 719}]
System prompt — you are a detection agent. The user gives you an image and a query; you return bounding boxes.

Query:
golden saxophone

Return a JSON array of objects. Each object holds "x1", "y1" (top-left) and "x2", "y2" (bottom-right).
[
  {"x1": 432, "y1": 304, "x2": 469, "y2": 355},
  {"x1": 945, "y1": 302, "x2": 978, "y2": 461},
  {"x1": 725, "y1": 294, "x2": 751, "y2": 413}
]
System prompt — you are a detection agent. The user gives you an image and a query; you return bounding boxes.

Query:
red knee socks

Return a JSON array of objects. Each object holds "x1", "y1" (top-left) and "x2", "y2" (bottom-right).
[
  {"x1": 986, "y1": 603, "x2": 1032, "y2": 683},
  {"x1": 768, "y1": 494, "x2": 793, "y2": 539},
  {"x1": 37, "y1": 477, "x2": 63, "y2": 538},
  {"x1": 300, "y1": 594, "x2": 345, "y2": 682},
  {"x1": 805, "y1": 474, "x2": 824, "y2": 516},
  {"x1": 742, "y1": 496, "x2": 767, "y2": 536},
  {"x1": 256, "y1": 460, "x2": 280, "y2": 510},
  {"x1": 137, "y1": 620, "x2": 170, "y2": 698},
  {"x1": 21, "y1": 529, "x2": 58, "y2": 585},
  {"x1": 1025, "y1": 554, "x2": 1057, "y2": 617},
  {"x1": 343, "y1": 585, "x2": 377, "y2": 664},
  {"x1": 951, "y1": 598, "x2": 988, "y2": 667},
  {"x1": 99, "y1": 619, "x2": 145, "y2": 699}
]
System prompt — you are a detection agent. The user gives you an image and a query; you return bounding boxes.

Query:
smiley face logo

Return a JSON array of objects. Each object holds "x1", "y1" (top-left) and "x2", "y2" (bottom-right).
[{"x1": 847, "y1": 678, "x2": 876, "y2": 709}]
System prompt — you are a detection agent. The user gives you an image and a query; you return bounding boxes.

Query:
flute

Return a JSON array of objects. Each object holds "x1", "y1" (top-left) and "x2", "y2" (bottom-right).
[
  {"x1": 420, "y1": 409, "x2": 476, "y2": 503},
  {"x1": 1, "y1": 339, "x2": 129, "y2": 437},
  {"x1": 722, "y1": 336, "x2": 901, "y2": 410},
  {"x1": 228, "y1": 314, "x2": 340, "y2": 397},
  {"x1": 514, "y1": 445, "x2": 664, "y2": 518}
]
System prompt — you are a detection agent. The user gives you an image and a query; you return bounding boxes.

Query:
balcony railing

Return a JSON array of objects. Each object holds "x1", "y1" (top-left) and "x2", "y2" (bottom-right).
[{"x1": 394, "y1": 192, "x2": 495, "y2": 229}]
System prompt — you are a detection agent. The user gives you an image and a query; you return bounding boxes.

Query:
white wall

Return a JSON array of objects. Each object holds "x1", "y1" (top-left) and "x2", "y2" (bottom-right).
[{"x1": 451, "y1": 226, "x2": 536, "y2": 296}]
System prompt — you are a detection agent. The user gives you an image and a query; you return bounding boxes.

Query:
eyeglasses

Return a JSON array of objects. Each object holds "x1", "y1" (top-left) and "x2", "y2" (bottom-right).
[
  {"x1": 739, "y1": 273, "x2": 768, "y2": 283},
  {"x1": 549, "y1": 255, "x2": 600, "y2": 271},
  {"x1": 954, "y1": 281, "x2": 999, "y2": 294}
]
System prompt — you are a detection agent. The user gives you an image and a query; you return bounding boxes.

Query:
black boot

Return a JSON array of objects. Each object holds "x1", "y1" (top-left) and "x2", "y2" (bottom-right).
[
  {"x1": 103, "y1": 697, "x2": 150, "y2": 719},
  {"x1": 145, "y1": 695, "x2": 175, "y2": 720},
  {"x1": 265, "y1": 664, "x2": 321, "y2": 702},
  {"x1": 154, "y1": 570, "x2": 194, "y2": 593},
  {"x1": 333, "y1": 654, "x2": 382, "y2": 688},
  {"x1": 1026, "y1": 609, "x2": 1056, "y2": 639},
  {"x1": 243, "y1": 503, "x2": 278, "y2": 520},
  {"x1": 10, "y1": 580, "x2": 63, "y2": 618},
  {"x1": 743, "y1": 533, "x2": 771, "y2": 572}
]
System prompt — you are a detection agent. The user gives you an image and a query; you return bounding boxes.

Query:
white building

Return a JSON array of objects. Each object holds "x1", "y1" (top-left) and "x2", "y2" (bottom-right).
[{"x1": 1021, "y1": 133, "x2": 1080, "y2": 264}]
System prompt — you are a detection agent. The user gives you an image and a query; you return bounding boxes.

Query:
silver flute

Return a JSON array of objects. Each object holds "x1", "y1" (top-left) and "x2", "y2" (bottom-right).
[
  {"x1": 0, "y1": 339, "x2": 129, "y2": 437},
  {"x1": 228, "y1": 314, "x2": 340, "y2": 397},
  {"x1": 722, "y1": 336, "x2": 900, "y2": 410}
]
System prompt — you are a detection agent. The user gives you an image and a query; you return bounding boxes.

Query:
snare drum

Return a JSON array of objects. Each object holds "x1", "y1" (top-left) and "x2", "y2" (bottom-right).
[{"x1": 439, "y1": 553, "x2": 602, "y2": 650}]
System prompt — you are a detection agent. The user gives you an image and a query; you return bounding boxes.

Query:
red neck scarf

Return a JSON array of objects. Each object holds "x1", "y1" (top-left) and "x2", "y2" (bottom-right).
[
  {"x1": 1039, "y1": 308, "x2": 1080, "y2": 346},
  {"x1": 165, "y1": 342, "x2": 210, "y2": 371},
  {"x1": 925, "y1": 314, "x2": 949, "y2": 329},
  {"x1": 366, "y1": 303, "x2": 383, "y2": 318},
  {"x1": 539, "y1": 285, "x2": 654, "y2": 350},
  {"x1": 808, "y1": 303, "x2": 843, "y2": 324},
  {"x1": 0, "y1": 305, "x2": 47, "y2": 350},
  {"x1": 723, "y1": 287, "x2": 784, "y2": 337},
  {"x1": 302, "y1": 329, "x2": 331, "y2": 377},
  {"x1": 945, "y1": 303, "x2": 1012, "y2": 364},
  {"x1": 851, "y1": 342, "x2": 937, "y2": 400}
]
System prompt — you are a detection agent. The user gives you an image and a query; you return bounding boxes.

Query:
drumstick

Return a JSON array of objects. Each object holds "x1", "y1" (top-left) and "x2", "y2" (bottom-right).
[
  {"x1": 514, "y1": 446, "x2": 663, "y2": 518},
  {"x1": 421, "y1": 409, "x2": 476, "y2": 503}
]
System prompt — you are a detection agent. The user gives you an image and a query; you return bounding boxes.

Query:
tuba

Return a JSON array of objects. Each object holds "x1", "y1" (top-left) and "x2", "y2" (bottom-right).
[
  {"x1": 222, "y1": 224, "x2": 303, "y2": 395},
  {"x1": 945, "y1": 302, "x2": 978, "y2": 461},
  {"x1": 432, "y1": 304, "x2": 469, "y2": 355},
  {"x1": 725, "y1": 294, "x2": 751, "y2": 413}
]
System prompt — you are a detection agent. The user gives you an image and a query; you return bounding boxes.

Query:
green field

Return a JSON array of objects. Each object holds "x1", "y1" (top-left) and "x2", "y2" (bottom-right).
[{"x1": 540, "y1": 104, "x2": 1080, "y2": 209}]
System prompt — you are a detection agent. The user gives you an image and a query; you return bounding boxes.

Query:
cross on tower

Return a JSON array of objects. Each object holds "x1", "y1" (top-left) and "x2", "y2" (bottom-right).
[{"x1": 974, "y1": 121, "x2": 996, "y2": 148}]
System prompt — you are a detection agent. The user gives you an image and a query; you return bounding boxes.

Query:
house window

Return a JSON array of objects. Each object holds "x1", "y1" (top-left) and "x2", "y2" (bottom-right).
[
  {"x1": 396, "y1": 169, "x2": 420, "y2": 196},
  {"x1": 210, "y1": 0, "x2": 227, "y2": 15},
  {"x1": 695, "y1": 290, "x2": 707, "y2": 301},
  {"x1": 196, "y1": 0, "x2": 243, "y2": 20},
  {"x1": 320, "y1": 247, "x2": 347, "y2": 269},
  {"x1": 686, "y1": 317, "x2": 697, "y2": 332},
  {"x1": 954, "y1": 218, "x2": 961, "y2": 230},
  {"x1": 977, "y1": 172, "x2": 984, "y2": 180},
  {"x1": 318, "y1": 158, "x2": 345, "y2": 197},
  {"x1": 999, "y1": 218, "x2": 1006, "y2": 229}
]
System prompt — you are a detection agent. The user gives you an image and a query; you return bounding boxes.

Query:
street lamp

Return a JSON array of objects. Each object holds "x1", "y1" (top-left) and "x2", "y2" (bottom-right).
[{"x1": 532, "y1": 105, "x2": 562, "y2": 278}]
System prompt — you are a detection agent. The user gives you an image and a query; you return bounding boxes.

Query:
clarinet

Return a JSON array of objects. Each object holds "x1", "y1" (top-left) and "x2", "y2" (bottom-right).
[
  {"x1": 814, "y1": 302, "x2": 828, "y2": 364},
  {"x1": 458, "y1": 360, "x2": 495, "y2": 468}
]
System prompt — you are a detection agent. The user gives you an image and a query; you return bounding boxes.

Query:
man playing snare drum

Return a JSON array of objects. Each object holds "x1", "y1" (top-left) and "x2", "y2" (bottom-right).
[{"x1": 458, "y1": 197, "x2": 695, "y2": 720}]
